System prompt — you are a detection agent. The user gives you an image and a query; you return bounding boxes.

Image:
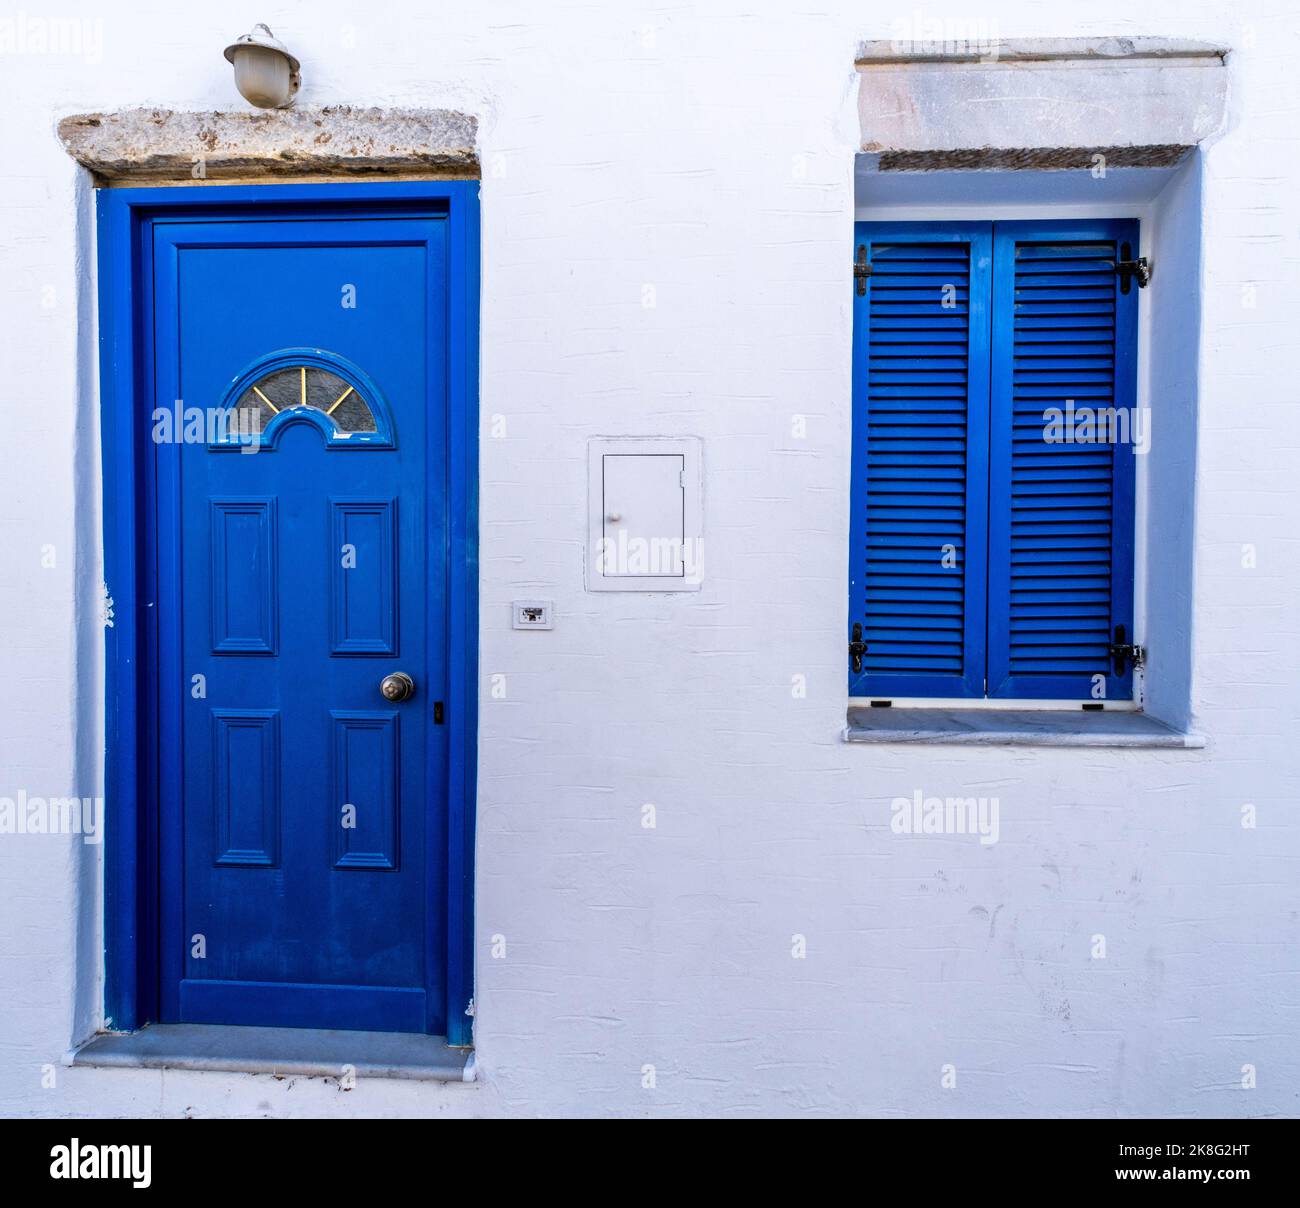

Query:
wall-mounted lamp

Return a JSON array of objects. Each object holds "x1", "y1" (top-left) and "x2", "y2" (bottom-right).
[{"x1": 223, "y1": 24, "x2": 300, "y2": 109}]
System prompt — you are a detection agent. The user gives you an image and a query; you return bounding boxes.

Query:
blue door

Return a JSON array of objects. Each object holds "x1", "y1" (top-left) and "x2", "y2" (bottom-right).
[{"x1": 151, "y1": 212, "x2": 449, "y2": 1033}]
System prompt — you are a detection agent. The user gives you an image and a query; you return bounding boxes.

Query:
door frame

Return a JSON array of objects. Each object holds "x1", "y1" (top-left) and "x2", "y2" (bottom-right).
[{"x1": 97, "y1": 180, "x2": 480, "y2": 1046}]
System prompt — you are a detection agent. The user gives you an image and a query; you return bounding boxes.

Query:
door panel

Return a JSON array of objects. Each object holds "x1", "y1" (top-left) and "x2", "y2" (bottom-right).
[{"x1": 151, "y1": 214, "x2": 449, "y2": 1034}]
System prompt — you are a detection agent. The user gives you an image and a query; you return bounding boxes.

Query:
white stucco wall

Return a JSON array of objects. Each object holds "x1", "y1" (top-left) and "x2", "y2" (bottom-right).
[{"x1": 0, "y1": 1, "x2": 1296, "y2": 1118}]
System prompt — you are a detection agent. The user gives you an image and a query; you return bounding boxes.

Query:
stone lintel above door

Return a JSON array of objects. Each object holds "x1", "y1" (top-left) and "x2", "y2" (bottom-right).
[
  {"x1": 57, "y1": 106, "x2": 479, "y2": 185},
  {"x1": 856, "y1": 35, "x2": 1229, "y2": 169}
]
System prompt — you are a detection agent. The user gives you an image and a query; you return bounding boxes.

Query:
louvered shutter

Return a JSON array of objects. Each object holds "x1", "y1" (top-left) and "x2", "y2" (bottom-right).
[
  {"x1": 985, "y1": 220, "x2": 1138, "y2": 700},
  {"x1": 849, "y1": 223, "x2": 991, "y2": 697}
]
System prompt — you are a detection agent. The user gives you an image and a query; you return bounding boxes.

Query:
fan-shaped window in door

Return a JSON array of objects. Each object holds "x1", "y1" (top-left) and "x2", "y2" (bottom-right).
[
  {"x1": 242, "y1": 365, "x2": 377, "y2": 433},
  {"x1": 213, "y1": 349, "x2": 394, "y2": 450}
]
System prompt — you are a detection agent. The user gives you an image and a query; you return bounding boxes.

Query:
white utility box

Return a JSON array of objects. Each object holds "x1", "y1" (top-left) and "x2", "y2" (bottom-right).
[{"x1": 586, "y1": 437, "x2": 703, "y2": 591}]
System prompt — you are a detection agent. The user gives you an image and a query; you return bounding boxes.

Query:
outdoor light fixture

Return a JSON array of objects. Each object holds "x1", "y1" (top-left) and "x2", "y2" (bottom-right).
[{"x1": 223, "y1": 24, "x2": 300, "y2": 109}]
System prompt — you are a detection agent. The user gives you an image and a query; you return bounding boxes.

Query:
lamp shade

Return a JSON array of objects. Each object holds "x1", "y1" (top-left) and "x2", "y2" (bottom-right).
[{"x1": 223, "y1": 24, "x2": 300, "y2": 109}]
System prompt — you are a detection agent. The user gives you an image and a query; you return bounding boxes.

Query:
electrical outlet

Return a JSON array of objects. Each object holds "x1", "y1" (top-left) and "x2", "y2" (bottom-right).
[{"x1": 512, "y1": 600, "x2": 553, "y2": 630}]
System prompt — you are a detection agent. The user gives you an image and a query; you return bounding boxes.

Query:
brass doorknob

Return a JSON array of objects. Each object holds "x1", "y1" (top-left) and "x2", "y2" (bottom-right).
[{"x1": 379, "y1": 672, "x2": 415, "y2": 702}]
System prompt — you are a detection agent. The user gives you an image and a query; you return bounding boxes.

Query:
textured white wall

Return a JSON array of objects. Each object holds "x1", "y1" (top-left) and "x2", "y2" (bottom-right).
[{"x1": 0, "y1": 1, "x2": 1297, "y2": 1118}]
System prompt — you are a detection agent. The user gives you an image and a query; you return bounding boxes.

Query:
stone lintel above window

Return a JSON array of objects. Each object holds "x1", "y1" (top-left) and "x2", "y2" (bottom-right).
[{"x1": 856, "y1": 36, "x2": 1229, "y2": 166}]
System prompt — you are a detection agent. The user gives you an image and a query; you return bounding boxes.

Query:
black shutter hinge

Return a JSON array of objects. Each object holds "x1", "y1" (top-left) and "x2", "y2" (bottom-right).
[
  {"x1": 1115, "y1": 241, "x2": 1151, "y2": 293},
  {"x1": 1109, "y1": 624, "x2": 1145, "y2": 675},
  {"x1": 854, "y1": 245, "x2": 871, "y2": 296},
  {"x1": 849, "y1": 622, "x2": 868, "y2": 674}
]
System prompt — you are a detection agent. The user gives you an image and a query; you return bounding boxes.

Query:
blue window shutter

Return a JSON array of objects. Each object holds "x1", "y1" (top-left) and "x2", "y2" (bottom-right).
[
  {"x1": 849, "y1": 222, "x2": 992, "y2": 697},
  {"x1": 986, "y1": 220, "x2": 1139, "y2": 700}
]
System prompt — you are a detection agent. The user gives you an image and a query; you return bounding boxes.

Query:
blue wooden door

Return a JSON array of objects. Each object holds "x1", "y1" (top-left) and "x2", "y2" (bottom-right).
[{"x1": 151, "y1": 212, "x2": 449, "y2": 1033}]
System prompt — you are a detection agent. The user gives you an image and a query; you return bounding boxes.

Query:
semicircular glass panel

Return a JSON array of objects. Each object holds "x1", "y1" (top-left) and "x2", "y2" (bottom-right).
[{"x1": 235, "y1": 364, "x2": 378, "y2": 435}]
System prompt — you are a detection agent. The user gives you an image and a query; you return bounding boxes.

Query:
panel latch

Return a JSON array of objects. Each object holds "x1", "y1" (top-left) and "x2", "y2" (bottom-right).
[
  {"x1": 1115, "y1": 241, "x2": 1151, "y2": 293},
  {"x1": 854, "y1": 245, "x2": 872, "y2": 296},
  {"x1": 849, "y1": 622, "x2": 868, "y2": 674},
  {"x1": 1109, "y1": 624, "x2": 1145, "y2": 675}
]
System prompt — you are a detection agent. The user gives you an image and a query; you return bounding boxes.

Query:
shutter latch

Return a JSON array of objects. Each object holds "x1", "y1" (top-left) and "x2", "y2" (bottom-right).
[
  {"x1": 849, "y1": 622, "x2": 868, "y2": 673},
  {"x1": 854, "y1": 245, "x2": 871, "y2": 296},
  {"x1": 1115, "y1": 241, "x2": 1151, "y2": 293},
  {"x1": 1109, "y1": 624, "x2": 1145, "y2": 675}
]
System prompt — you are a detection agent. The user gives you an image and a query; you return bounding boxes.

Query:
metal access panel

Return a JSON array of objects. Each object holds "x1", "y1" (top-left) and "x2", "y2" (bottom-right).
[{"x1": 586, "y1": 437, "x2": 703, "y2": 591}]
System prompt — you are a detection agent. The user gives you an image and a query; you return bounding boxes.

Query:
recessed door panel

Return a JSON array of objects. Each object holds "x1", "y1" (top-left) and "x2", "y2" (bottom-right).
[
  {"x1": 212, "y1": 709, "x2": 280, "y2": 867},
  {"x1": 210, "y1": 498, "x2": 278, "y2": 654},
  {"x1": 329, "y1": 498, "x2": 398, "y2": 656},
  {"x1": 330, "y1": 710, "x2": 401, "y2": 870}
]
